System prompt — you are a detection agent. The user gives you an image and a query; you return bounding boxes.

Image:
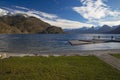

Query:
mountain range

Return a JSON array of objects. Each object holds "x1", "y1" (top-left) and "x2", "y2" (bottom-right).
[
  {"x1": 65, "y1": 25, "x2": 120, "y2": 34},
  {"x1": 110, "y1": 25, "x2": 120, "y2": 34},
  {"x1": 0, "y1": 14, "x2": 64, "y2": 34}
]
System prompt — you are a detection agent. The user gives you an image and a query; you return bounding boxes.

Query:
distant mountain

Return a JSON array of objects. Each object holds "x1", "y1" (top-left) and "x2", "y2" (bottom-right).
[
  {"x1": 109, "y1": 25, "x2": 120, "y2": 34},
  {"x1": 85, "y1": 26, "x2": 96, "y2": 33},
  {"x1": 65, "y1": 25, "x2": 118, "y2": 34},
  {"x1": 0, "y1": 14, "x2": 64, "y2": 34},
  {"x1": 97, "y1": 25, "x2": 113, "y2": 33},
  {"x1": 65, "y1": 27, "x2": 89, "y2": 33},
  {"x1": 111, "y1": 25, "x2": 119, "y2": 30}
]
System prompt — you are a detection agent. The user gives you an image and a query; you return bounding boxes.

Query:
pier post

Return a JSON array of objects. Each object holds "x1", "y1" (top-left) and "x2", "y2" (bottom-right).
[{"x1": 111, "y1": 36, "x2": 114, "y2": 40}]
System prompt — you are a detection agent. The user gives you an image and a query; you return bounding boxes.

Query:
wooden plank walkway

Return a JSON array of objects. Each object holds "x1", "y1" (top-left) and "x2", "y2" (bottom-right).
[
  {"x1": 94, "y1": 53, "x2": 120, "y2": 70},
  {"x1": 69, "y1": 40, "x2": 92, "y2": 45},
  {"x1": 69, "y1": 40, "x2": 120, "y2": 45}
]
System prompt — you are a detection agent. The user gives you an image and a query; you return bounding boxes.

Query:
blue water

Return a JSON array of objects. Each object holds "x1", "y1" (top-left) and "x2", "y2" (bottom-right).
[{"x1": 0, "y1": 34, "x2": 120, "y2": 53}]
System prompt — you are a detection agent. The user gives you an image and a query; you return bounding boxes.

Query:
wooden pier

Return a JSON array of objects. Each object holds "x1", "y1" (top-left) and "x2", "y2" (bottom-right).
[
  {"x1": 69, "y1": 40, "x2": 120, "y2": 45},
  {"x1": 69, "y1": 36, "x2": 120, "y2": 45}
]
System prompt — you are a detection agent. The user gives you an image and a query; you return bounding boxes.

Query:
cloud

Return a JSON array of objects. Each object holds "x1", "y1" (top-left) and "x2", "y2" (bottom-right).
[
  {"x1": 27, "y1": 10, "x2": 58, "y2": 19},
  {"x1": 0, "y1": 6, "x2": 93, "y2": 29},
  {"x1": 73, "y1": 0, "x2": 120, "y2": 20},
  {"x1": 99, "y1": 20, "x2": 120, "y2": 26},
  {"x1": 0, "y1": 8, "x2": 8, "y2": 16},
  {"x1": 42, "y1": 18, "x2": 93, "y2": 29},
  {"x1": 15, "y1": 6, "x2": 29, "y2": 10}
]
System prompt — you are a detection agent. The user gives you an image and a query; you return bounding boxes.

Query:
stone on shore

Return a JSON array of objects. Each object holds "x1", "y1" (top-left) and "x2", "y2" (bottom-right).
[{"x1": 0, "y1": 53, "x2": 7, "y2": 59}]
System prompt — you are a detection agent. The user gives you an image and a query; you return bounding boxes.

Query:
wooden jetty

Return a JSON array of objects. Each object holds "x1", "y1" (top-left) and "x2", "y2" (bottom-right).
[
  {"x1": 69, "y1": 38, "x2": 120, "y2": 45},
  {"x1": 69, "y1": 36, "x2": 120, "y2": 45},
  {"x1": 69, "y1": 40, "x2": 92, "y2": 45},
  {"x1": 69, "y1": 40, "x2": 106, "y2": 45}
]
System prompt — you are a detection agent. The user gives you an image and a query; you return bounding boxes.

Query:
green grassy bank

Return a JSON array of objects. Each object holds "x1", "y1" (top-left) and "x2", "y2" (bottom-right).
[
  {"x1": 0, "y1": 56, "x2": 120, "y2": 80},
  {"x1": 111, "y1": 54, "x2": 120, "y2": 59}
]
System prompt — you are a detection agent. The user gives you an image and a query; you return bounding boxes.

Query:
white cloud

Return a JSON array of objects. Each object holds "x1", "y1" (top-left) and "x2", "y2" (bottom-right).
[
  {"x1": 73, "y1": 0, "x2": 120, "y2": 20},
  {"x1": 99, "y1": 20, "x2": 120, "y2": 26},
  {"x1": 0, "y1": 7, "x2": 93, "y2": 29},
  {"x1": 86, "y1": 17, "x2": 120, "y2": 27},
  {"x1": 42, "y1": 18, "x2": 93, "y2": 29},
  {"x1": 0, "y1": 8, "x2": 8, "y2": 16},
  {"x1": 15, "y1": 6, "x2": 29, "y2": 10},
  {"x1": 27, "y1": 10, "x2": 58, "y2": 19}
]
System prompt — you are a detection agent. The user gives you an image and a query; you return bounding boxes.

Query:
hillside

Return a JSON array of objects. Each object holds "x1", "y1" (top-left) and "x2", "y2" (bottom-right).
[{"x1": 0, "y1": 14, "x2": 64, "y2": 34}]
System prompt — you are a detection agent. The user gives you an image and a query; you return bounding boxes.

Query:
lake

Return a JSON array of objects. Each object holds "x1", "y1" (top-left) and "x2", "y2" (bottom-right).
[{"x1": 0, "y1": 34, "x2": 120, "y2": 53}]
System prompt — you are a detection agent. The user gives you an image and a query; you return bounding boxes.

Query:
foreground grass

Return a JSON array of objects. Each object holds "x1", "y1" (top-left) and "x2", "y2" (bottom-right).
[
  {"x1": 111, "y1": 54, "x2": 120, "y2": 59},
  {"x1": 0, "y1": 56, "x2": 120, "y2": 80}
]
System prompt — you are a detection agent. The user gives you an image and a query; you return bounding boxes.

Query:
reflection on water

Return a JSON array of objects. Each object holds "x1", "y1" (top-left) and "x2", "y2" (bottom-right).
[{"x1": 0, "y1": 34, "x2": 120, "y2": 53}]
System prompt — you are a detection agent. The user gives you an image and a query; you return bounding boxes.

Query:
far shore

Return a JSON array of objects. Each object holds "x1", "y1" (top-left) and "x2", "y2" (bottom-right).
[{"x1": 0, "y1": 49, "x2": 120, "y2": 59}]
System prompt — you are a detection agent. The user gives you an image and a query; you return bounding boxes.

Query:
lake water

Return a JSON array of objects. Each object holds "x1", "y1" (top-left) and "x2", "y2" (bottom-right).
[{"x1": 0, "y1": 34, "x2": 120, "y2": 53}]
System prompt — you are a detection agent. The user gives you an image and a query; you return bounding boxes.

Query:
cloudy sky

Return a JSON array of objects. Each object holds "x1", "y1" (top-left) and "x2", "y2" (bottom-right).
[{"x1": 0, "y1": 0, "x2": 120, "y2": 29}]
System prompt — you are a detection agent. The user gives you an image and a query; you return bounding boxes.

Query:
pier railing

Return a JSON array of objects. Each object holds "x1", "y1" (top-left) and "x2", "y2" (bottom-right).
[{"x1": 92, "y1": 36, "x2": 120, "y2": 41}]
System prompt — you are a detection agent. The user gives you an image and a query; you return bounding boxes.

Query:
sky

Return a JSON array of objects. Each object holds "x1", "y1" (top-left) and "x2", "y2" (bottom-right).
[{"x1": 0, "y1": 0, "x2": 120, "y2": 29}]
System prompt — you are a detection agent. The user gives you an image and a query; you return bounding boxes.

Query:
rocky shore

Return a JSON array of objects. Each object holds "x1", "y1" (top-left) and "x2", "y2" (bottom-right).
[{"x1": 1, "y1": 49, "x2": 120, "y2": 59}]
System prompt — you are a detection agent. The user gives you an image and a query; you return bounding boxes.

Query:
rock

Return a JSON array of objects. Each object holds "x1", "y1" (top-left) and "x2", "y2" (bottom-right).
[
  {"x1": 43, "y1": 26, "x2": 64, "y2": 34},
  {"x1": 0, "y1": 53, "x2": 7, "y2": 59}
]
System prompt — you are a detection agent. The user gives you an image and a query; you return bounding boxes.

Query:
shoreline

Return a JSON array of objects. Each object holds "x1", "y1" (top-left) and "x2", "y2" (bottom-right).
[{"x1": 0, "y1": 49, "x2": 120, "y2": 59}]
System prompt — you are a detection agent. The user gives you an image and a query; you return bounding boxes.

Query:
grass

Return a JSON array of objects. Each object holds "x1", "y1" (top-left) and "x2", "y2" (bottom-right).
[
  {"x1": 111, "y1": 54, "x2": 120, "y2": 59},
  {"x1": 0, "y1": 56, "x2": 120, "y2": 80}
]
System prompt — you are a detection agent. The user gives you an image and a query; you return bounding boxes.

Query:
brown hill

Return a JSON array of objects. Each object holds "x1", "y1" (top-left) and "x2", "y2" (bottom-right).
[
  {"x1": 0, "y1": 22, "x2": 21, "y2": 34},
  {"x1": 0, "y1": 14, "x2": 64, "y2": 34}
]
